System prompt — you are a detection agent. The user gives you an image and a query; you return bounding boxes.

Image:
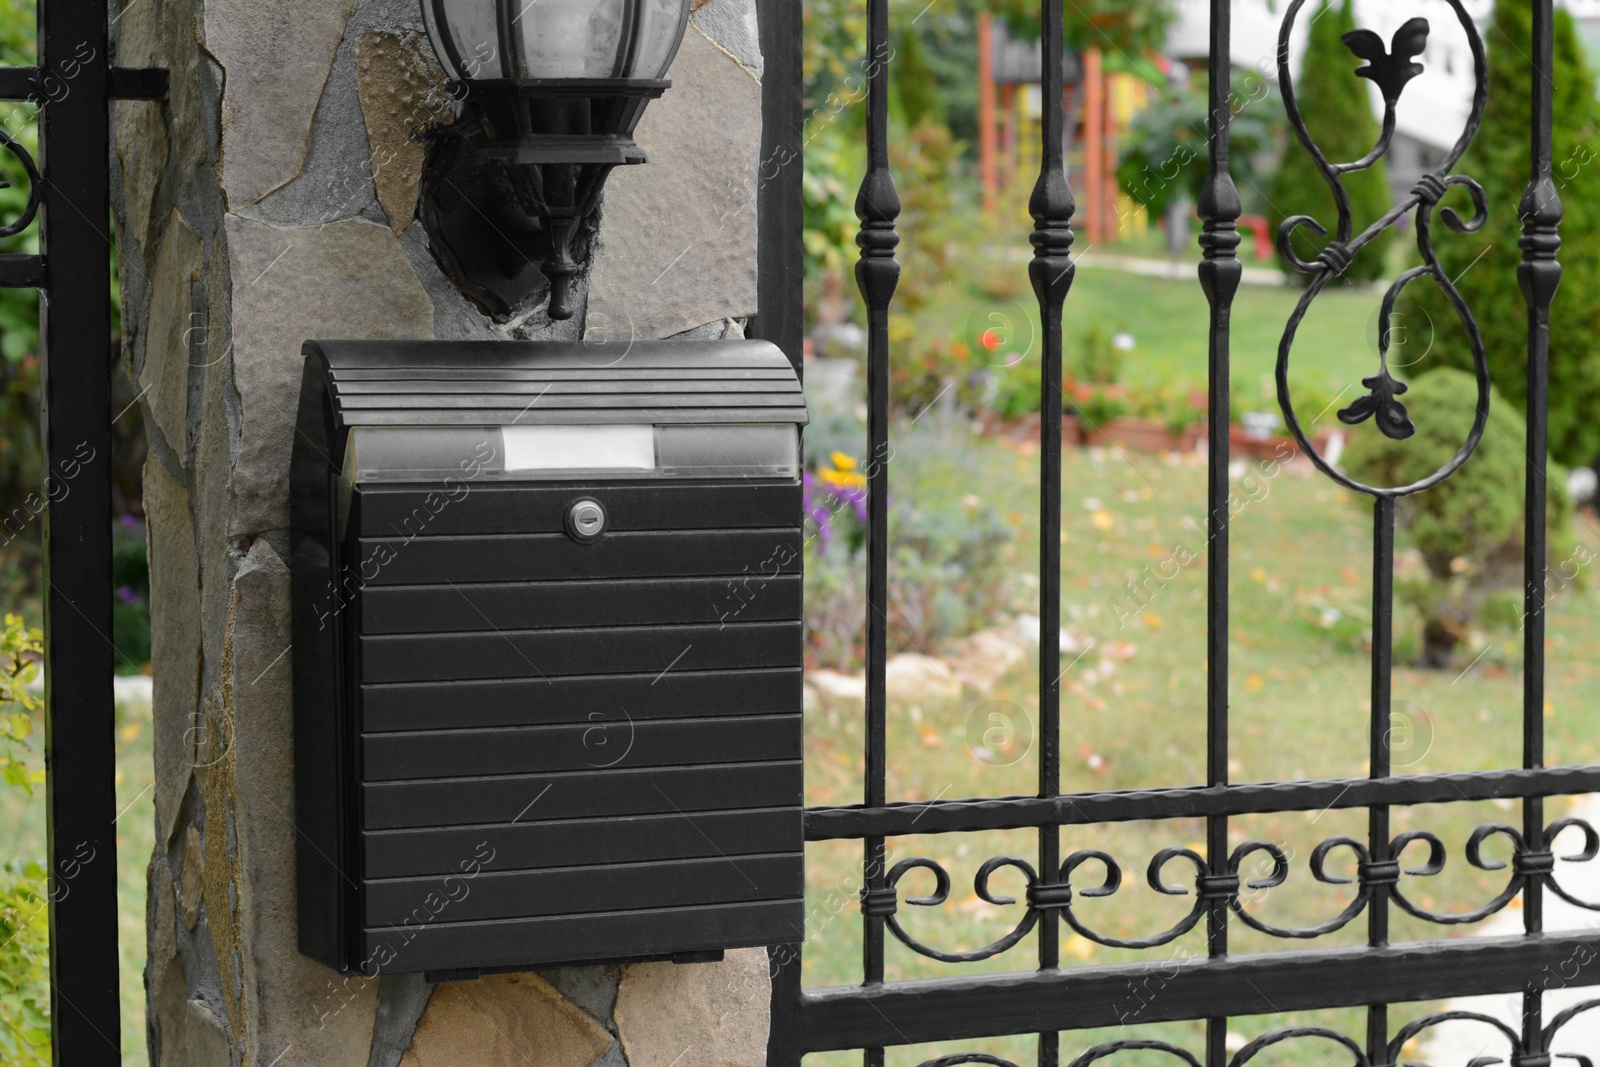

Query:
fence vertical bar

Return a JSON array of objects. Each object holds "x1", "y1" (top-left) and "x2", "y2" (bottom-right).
[
  {"x1": 1029, "y1": 0, "x2": 1073, "y2": 1063},
  {"x1": 1197, "y1": 0, "x2": 1241, "y2": 1062},
  {"x1": 38, "y1": 0, "x2": 121, "y2": 1062},
  {"x1": 1366, "y1": 497, "x2": 1395, "y2": 1060},
  {"x1": 1519, "y1": 0, "x2": 1561, "y2": 1056},
  {"x1": 855, "y1": 0, "x2": 899, "y2": 1063}
]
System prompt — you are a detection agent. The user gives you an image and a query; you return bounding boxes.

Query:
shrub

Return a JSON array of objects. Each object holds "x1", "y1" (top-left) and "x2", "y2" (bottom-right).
[
  {"x1": 1074, "y1": 387, "x2": 1128, "y2": 429},
  {"x1": 1404, "y1": 1, "x2": 1600, "y2": 469},
  {"x1": 1117, "y1": 71, "x2": 1277, "y2": 221},
  {"x1": 1268, "y1": 0, "x2": 1394, "y2": 283},
  {"x1": 112, "y1": 516, "x2": 151, "y2": 671},
  {"x1": 802, "y1": 418, "x2": 1017, "y2": 670},
  {"x1": 1068, "y1": 323, "x2": 1121, "y2": 386},
  {"x1": 1342, "y1": 368, "x2": 1573, "y2": 667}
]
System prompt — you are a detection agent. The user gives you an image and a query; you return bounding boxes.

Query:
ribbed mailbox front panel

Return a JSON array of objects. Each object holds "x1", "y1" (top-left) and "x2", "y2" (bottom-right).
[{"x1": 290, "y1": 340, "x2": 806, "y2": 977}]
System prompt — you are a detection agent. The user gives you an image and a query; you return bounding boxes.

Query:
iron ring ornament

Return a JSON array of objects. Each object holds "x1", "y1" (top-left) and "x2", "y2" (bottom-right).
[
  {"x1": 0, "y1": 126, "x2": 40, "y2": 240},
  {"x1": 1274, "y1": 0, "x2": 1491, "y2": 498}
]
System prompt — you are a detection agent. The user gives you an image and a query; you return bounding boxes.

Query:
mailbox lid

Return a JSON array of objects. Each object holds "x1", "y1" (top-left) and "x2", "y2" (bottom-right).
[{"x1": 304, "y1": 338, "x2": 809, "y2": 427}]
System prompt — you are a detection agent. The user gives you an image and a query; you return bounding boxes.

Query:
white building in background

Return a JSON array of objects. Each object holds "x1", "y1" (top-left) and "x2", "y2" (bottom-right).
[{"x1": 1165, "y1": 0, "x2": 1600, "y2": 202}]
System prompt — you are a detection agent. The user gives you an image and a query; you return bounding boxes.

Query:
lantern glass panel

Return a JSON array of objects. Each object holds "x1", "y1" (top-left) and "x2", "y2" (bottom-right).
[
  {"x1": 630, "y1": 0, "x2": 692, "y2": 79},
  {"x1": 422, "y1": 0, "x2": 691, "y2": 82},
  {"x1": 421, "y1": 0, "x2": 503, "y2": 80},
  {"x1": 518, "y1": 0, "x2": 627, "y2": 78}
]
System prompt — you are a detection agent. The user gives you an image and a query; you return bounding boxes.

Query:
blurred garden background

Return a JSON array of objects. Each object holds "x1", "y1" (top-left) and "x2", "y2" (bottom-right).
[
  {"x1": 795, "y1": 0, "x2": 1600, "y2": 1062},
  {"x1": 1, "y1": 0, "x2": 1600, "y2": 1062}
]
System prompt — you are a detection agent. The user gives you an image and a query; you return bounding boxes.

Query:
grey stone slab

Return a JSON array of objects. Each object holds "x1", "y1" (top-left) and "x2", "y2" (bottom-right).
[
  {"x1": 224, "y1": 215, "x2": 433, "y2": 536},
  {"x1": 613, "y1": 948, "x2": 771, "y2": 1067},
  {"x1": 112, "y1": 0, "x2": 168, "y2": 250},
  {"x1": 536, "y1": 966, "x2": 621, "y2": 1025},
  {"x1": 368, "y1": 973, "x2": 434, "y2": 1067},
  {"x1": 228, "y1": 538, "x2": 380, "y2": 1065},
  {"x1": 586, "y1": 28, "x2": 761, "y2": 340},
  {"x1": 692, "y1": 0, "x2": 763, "y2": 80},
  {"x1": 204, "y1": 0, "x2": 358, "y2": 207},
  {"x1": 194, "y1": 355, "x2": 232, "y2": 706},
  {"x1": 140, "y1": 209, "x2": 204, "y2": 453},
  {"x1": 144, "y1": 457, "x2": 199, "y2": 849},
  {"x1": 355, "y1": 29, "x2": 453, "y2": 234}
]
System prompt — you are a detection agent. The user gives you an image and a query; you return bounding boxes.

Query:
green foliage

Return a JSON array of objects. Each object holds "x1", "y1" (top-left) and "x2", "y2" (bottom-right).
[
  {"x1": 0, "y1": 860, "x2": 50, "y2": 1065},
  {"x1": 0, "y1": 609, "x2": 47, "y2": 1067},
  {"x1": 0, "y1": 612, "x2": 41, "y2": 793},
  {"x1": 1118, "y1": 71, "x2": 1277, "y2": 219},
  {"x1": 1268, "y1": 0, "x2": 1394, "y2": 282},
  {"x1": 890, "y1": 23, "x2": 942, "y2": 129},
  {"x1": 1343, "y1": 369, "x2": 1573, "y2": 667},
  {"x1": 802, "y1": 121, "x2": 862, "y2": 283},
  {"x1": 1405, "y1": 2, "x2": 1600, "y2": 467},
  {"x1": 986, "y1": 0, "x2": 1174, "y2": 58}
]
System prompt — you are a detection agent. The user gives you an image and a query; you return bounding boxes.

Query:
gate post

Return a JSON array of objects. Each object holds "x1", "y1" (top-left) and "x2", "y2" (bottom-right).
[
  {"x1": 111, "y1": 0, "x2": 776, "y2": 1062},
  {"x1": 40, "y1": 0, "x2": 119, "y2": 1062}
]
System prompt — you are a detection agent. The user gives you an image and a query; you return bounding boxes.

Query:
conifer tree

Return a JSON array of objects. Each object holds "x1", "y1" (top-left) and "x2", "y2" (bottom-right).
[
  {"x1": 1406, "y1": 1, "x2": 1600, "y2": 467},
  {"x1": 1268, "y1": 0, "x2": 1394, "y2": 283}
]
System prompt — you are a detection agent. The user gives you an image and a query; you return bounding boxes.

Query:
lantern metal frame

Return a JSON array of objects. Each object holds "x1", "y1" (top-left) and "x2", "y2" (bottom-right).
[{"x1": 417, "y1": 1, "x2": 686, "y2": 321}]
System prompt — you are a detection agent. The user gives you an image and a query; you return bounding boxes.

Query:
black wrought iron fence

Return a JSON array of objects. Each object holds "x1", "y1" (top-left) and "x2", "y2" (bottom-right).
[
  {"x1": 0, "y1": 0, "x2": 168, "y2": 1061},
  {"x1": 765, "y1": 1, "x2": 1600, "y2": 1064}
]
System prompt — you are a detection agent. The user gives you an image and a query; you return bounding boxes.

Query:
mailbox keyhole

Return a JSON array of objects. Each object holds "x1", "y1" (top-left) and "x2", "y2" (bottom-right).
[{"x1": 566, "y1": 498, "x2": 607, "y2": 544}]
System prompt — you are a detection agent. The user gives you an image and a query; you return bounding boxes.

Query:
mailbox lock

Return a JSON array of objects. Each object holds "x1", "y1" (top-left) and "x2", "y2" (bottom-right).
[{"x1": 565, "y1": 498, "x2": 607, "y2": 543}]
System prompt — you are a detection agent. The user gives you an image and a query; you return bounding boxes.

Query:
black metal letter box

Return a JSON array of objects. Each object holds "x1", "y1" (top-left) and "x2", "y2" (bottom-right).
[{"x1": 289, "y1": 339, "x2": 807, "y2": 976}]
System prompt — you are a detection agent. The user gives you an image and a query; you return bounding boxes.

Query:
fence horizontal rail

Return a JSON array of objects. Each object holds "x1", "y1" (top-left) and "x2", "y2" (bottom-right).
[
  {"x1": 797, "y1": 930, "x2": 1600, "y2": 1051},
  {"x1": 804, "y1": 765, "x2": 1600, "y2": 840}
]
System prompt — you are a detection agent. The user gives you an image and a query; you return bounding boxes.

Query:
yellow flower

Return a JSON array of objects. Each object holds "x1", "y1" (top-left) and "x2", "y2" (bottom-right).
[
  {"x1": 821, "y1": 468, "x2": 867, "y2": 490},
  {"x1": 830, "y1": 451, "x2": 858, "y2": 471}
]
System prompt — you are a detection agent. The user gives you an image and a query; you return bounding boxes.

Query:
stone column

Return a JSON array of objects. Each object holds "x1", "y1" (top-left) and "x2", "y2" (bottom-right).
[{"x1": 111, "y1": 0, "x2": 772, "y2": 1063}]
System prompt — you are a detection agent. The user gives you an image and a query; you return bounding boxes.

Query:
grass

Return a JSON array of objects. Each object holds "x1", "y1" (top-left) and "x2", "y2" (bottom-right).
[
  {"x1": 798, "y1": 411, "x2": 1600, "y2": 1066},
  {"x1": 889, "y1": 216, "x2": 1392, "y2": 419}
]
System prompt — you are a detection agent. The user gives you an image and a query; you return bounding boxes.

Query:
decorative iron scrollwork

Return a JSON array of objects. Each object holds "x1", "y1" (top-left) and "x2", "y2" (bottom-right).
[
  {"x1": 1054, "y1": 1010, "x2": 1533, "y2": 1067},
  {"x1": 1545, "y1": 997, "x2": 1600, "y2": 1061},
  {"x1": 867, "y1": 815, "x2": 1600, "y2": 963},
  {"x1": 1067, "y1": 1041, "x2": 1203, "y2": 1067},
  {"x1": 1274, "y1": 0, "x2": 1491, "y2": 497}
]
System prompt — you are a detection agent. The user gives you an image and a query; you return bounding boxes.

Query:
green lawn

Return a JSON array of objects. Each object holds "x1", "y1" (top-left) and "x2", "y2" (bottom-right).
[
  {"x1": 799, "y1": 413, "x2": 1600, "y2": 1065},
  {"x1": 889, "y1": 233, "x2": 1413, "y2": 422}
]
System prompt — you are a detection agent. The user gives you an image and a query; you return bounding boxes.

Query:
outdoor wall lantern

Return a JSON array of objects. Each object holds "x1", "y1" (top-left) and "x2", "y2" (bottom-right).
[{"x1": 418, "y1": 0, "x2": 692, "y2": 321}]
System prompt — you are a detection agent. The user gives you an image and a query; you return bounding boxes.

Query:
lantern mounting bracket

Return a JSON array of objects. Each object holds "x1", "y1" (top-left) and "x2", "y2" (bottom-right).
[{"x1": 418, "y1": 79, "x2": 668, "y2": 323}]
